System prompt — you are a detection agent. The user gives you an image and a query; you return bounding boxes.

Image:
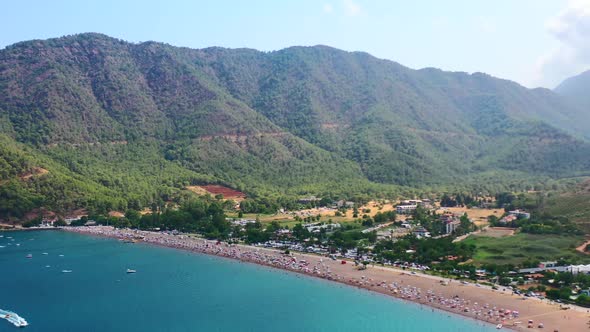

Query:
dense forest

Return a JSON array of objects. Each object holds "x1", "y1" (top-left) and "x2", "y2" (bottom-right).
[{"x1": 0, "y1": 33, "x2": 589, "y2": 219}]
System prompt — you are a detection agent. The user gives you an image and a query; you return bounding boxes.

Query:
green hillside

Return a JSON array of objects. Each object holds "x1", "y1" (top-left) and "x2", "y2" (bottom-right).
[
  {"x1": 554, "y1": 70, "x2": 590, "y2": 135},
  {"x1": 0, "y1": 33, "x2": 589, "y2": 218}
]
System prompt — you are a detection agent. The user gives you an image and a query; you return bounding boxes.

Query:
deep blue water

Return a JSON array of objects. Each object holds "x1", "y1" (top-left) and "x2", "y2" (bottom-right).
[{"x1": 0, "y1": 230, "x2": 496, "y2": 331}]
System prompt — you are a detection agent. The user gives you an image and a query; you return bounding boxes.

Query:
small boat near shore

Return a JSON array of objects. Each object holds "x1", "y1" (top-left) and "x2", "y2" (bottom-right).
[{"x1": 0, "y1": 309, "x2": 28, "y2": 327}]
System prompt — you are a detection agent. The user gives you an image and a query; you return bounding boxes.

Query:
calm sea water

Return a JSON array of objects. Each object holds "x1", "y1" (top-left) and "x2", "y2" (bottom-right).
[{"x1": 0, "y1": 230, "x2": 496, "y2": 332}]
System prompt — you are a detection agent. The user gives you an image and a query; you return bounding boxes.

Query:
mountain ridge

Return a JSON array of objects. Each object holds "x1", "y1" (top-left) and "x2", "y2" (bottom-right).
[{"x1": 1, "y1": 33, "x2": 589, "y2": 217}]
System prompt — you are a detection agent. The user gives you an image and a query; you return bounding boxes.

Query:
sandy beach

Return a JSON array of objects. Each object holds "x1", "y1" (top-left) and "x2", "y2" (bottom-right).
[{"x1": 64, "y1": 226, "x2": 590, "y2": 331}]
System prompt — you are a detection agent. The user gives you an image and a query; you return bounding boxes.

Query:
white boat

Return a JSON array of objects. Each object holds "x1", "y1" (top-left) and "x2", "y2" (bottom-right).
[
  {"x1": 25, "y1": 254, "x2": 32, "y2": 259},
  {"x1": 42, "y1": 253, "x2": 48, "y2": 255},
  {"x1": 61, "y1": 270, "x2": 72, "y2": 273},
  {"x1": 126, "y1": 269, "x2": 137, "y2": 274},
  {"x1": 0, "y1": 309, "x2": 28, "y2": 327},
  {"x1": 496, "y1": 324, "x2": 502, "y2": 329}
]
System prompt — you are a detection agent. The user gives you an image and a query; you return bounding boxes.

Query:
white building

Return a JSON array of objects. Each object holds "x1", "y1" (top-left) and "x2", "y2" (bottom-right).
[
  {"x1": 508, "y1": 210, "x2": 531, "y2": 219},
  {"x1": 396, "y1": 205, "x2": 417, "y2": 214}
]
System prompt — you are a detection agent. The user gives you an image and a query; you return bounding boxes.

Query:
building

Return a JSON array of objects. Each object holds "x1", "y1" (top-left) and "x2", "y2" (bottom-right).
[
  {"x1": 508, "y1": 210, "x2": 531, "y2": 219},
  {"x1": 539, "y1": 261, "x2": 557, "y2": 268},
  {"x1": 298, "y1": 196, "x2": 319, "y2": 204},
  {"x1": 335, "y1": 200, "x2": 355, "y2": 208},
  {"x1": 440, "y1": 214, "x2": 460, "y2": 234},
  {"x1": 229, "y1": 218, "x2": 257, "y2": 226},
  {"x1": 396, "y1": 204, "x2": 417, "y2": 214},
  {"x1": 303, "y1": 222, "x2": 341, "y2": 233},
  {"x1": 418, "y1": 199, "x2": 433, "y2": 209},
  {"x1": 413, "y1": 226, "x2": 431, "y2": 238},
  {"x1": 518, "y1": 263, "x2": 590, "y2": 275},
  {"x1": 498, "y1": 214, "x2": 517, "y2": 224}
]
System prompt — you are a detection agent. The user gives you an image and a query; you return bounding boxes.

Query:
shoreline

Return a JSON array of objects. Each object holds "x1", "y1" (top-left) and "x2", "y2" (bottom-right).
[{"x1": 62, "y1": 226, "x2": 589, "y2": 331}]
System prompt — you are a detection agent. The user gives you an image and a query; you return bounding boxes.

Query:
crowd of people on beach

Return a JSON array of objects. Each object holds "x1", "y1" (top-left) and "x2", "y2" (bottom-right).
[{"x1": 65, "y1": 226, "x2": 535, "y2": 329}]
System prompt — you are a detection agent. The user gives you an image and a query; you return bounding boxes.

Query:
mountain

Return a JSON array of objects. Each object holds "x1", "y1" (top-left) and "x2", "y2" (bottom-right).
[
  {"x1": 1, "y1": 33, "x2": 589, "y2": 217},
  {"x1": 554, "y1": 70, "x2": 590, "y2": 130}
]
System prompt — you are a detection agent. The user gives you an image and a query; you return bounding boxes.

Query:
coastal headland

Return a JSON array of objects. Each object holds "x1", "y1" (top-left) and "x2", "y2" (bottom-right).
[{"x1": 64, "y1": 226, "x2": 589, "y2": 331}]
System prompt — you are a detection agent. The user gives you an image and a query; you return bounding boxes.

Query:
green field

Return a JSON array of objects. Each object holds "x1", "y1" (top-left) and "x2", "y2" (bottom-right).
[
  {"x1": 543, "y1": 193, "x2": 590, "y2": 232},
  {"x1": 463, "y1": 233, "x2": 589, "y2": 266}
]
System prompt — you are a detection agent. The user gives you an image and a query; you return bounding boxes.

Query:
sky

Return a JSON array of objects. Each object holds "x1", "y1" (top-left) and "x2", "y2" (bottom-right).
[{"x1": 1, "y1": 0, "x2": 588, "y2": 88}]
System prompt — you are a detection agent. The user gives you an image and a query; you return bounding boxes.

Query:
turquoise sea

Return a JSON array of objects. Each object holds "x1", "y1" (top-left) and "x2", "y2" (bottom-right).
[{"x1": 0, "y1": 230, "x2": 496, "y2": 331}]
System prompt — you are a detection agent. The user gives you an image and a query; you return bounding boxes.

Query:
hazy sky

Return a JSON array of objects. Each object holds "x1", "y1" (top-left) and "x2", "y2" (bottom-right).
[{"x1": 1, "y1": 0, "x2": 589, "y2": 88}]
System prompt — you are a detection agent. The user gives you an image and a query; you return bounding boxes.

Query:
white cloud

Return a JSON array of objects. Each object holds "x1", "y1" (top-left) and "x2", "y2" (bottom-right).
[
  {"x1": 476, "y1": 16, "x2": 497, "y2": 34},
  {"x1": 323, "y1": 3, "x2": 334, "y2": 14},
  {"x1": 432, "y1": 17, "x2": 449, "y2": 28},
  {"x1": 533, "y1": 0, "x2": 590, "y2": 87},
  {"x1": 343, "y1": 0, "x2": 361, "y2": 17}
]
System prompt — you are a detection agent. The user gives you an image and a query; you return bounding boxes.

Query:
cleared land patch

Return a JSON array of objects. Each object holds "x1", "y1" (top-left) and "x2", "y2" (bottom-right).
[{"x1": 187, "y1": 185, "x2": 246, "y2": 201}]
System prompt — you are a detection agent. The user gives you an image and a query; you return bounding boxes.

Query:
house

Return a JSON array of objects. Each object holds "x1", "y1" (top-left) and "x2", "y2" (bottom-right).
[
  {"x1": 508, "y1": 210, "x2": 531, "y2": 219},
  {"x1": 298, "y1": 196, "x2": 319, "y2": 204},
  {"x1": 440, "y1": 214, "x2": 460, "y2": 234},
  {"x1": 40, "y1": 218, "x2": 56, "y2": 227},
  {"x1": 413, "y1": 227, "x2": 431, "y2": 238},
  {"x1": 335, "y1": 200, "x2": 355, "y2": 208},
  {"x1": 525, "y1": 273, "x2": 545, "y2": 280},
  {"x1": 396, "y1": 204, "x2": 417, "y2": 214},
  {"x1": 498, "y1": 214, "x2": 518, "y2": 224},
  {"x1": 539, "y1": 261, "x2": 557, "y2": 268},
  {"x1": 304, "y1": 222, "x2": 341, "y2": 233},
  {"x1": 229, "y1": 218, "x2": 257, "y2": 226}
]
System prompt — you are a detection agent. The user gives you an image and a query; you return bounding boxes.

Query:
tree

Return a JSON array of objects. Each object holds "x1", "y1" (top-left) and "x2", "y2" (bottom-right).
[{"x1": 293, "y1": 223, "x2": 310, "y2": 241}]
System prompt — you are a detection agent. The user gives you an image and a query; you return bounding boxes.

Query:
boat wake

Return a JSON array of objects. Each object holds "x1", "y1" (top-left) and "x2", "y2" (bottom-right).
[{"x1": 0, "y1": 309, "x2": 28, "y2": 327}]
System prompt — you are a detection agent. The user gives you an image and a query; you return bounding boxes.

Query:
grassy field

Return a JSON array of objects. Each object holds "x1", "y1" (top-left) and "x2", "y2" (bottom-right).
[
  {"x1": 463, "y1": 232, "x2": 589, "y2": 266},
  {"x1": 543, "y1": 193, "x2": 590, "y2": 232}
]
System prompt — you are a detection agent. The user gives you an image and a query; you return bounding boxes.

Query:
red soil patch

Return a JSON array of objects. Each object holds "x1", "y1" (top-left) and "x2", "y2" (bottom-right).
[
  {"x1": 576, "y1": 239, "x2": 590, "y2": 254},
  {"x1": 198, "y1": 185, "x2": 246, "y2": 201}
]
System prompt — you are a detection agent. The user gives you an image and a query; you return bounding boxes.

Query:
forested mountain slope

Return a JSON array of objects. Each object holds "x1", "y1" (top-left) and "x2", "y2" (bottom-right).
[
  {"x1": 554, "y1": 70, "x2": 590, "y2": 131},
  {"x1": 0, "y1": 33, "x2": 589, "y2": 216}
]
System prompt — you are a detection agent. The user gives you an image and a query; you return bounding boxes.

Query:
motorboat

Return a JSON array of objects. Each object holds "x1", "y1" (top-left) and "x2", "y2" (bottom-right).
[
  {"x1": 126, "y1": 269, "x2": 137, "y2": 274},
  {"x1": 61, "y1": 270, "x2": 72, "y2": 273},
  {"x1": 0, "y1": 309, "x2": 28, "y2": 327},
  {"x1": 25, "y1": 254, "x2": 32, "y2": 259}
]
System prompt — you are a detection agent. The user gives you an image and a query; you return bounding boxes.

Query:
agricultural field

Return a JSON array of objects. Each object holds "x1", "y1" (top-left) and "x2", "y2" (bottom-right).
[
  {"x1": 462, "y1": 233, "x2": 589, "y2": 266},
  {"x1": 436, "y1": 207, "x2": 504, "y2": 228}
]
